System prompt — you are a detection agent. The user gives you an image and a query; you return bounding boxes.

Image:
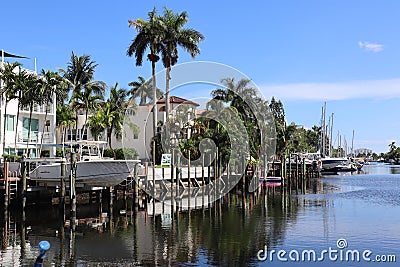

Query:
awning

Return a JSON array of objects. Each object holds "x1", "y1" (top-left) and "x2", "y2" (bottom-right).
[{"x1": 1, "y1": 50, "x2": 29, "y2": 59}]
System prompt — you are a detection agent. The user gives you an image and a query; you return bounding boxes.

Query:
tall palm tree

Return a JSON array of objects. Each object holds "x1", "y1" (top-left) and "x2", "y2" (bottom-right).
[
  {"x1": 0, "y1": 62, "x2": 22, "y2": 157},
  {"x1": 71, "y1": 85, "x2": 104, "y2": 140},
  {"x1": 127, "y1": 7, "x2": 164, "y2": 141},
  {"x1": 59, "y1": 52, "x2": 106, "y2": 141},
  {"x1": 38, "y1": 70, "x2": 67, "y2": 155},
  {"x1": 160, "y1": 7, "x2": 204, "y2": 123},
  {"x1": 59, "y1": 52, "x2": 106, "y2": 96},
  {"x1": 23, "y1": 74, "x2": 43, "y2": 156},
  {"x1": 128, "y1": 75, "x2": 163, "y2": 105},
  {"x1": 13, "y1": 68, "x2": 33, "y2": 160}
]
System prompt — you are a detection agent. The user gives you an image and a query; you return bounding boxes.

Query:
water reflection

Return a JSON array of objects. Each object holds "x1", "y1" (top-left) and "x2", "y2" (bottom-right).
[
  {"x1": 1, "y1": 188, "x2": 312, "y2": 266},
  {"x1": 1, "y1": 167, "x2": 399, "y2": 266}
]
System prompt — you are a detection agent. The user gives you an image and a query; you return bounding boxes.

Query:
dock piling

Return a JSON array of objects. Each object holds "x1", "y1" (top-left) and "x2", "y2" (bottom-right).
[
  {"x1": 21, "y1": 155, "x2": 27, "y2": 213},
  {"x1": 70, "y1": 152, "x2": 77, "y2": 230},
  {"x1": 60, "y1": 159, "x2": 66, "y2": 220},
  {"x1": 4, "y1": 162, "x2": 9, "y2": 210}
]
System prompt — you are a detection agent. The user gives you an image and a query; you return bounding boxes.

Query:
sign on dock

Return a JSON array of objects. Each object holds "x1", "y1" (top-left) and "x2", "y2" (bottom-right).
[{"x1": 161, "y1": 154, "x2": 171, "y2": 167}]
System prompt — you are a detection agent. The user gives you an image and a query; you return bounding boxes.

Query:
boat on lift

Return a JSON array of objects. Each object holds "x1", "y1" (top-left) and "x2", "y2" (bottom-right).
[{"x1": 28, "y1": 140, "x2": 140, "y2": 188}]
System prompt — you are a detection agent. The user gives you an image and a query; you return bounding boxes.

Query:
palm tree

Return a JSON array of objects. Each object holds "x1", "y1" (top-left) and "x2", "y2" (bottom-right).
[
  {"x1": 59, "y1": 52, "x2": 106, "y2": 96},
  {"x1": 13, "y1": 68, "x2": 33, "y2": 160},
  {"x1": 160, "y1": 7, "x2": 204, "y2": 123},
  {"x1": 104, "y1": 83, "x2": 128, "y2": 159},
  {"x1": 71, "y1": 85, "x2": 104, "y2": 140},
  {"x1": 22, "y1": 73, "x2": 43, "y2": 156},
  {"x1": 38, "y1": 70, "x2": 67, "y2": 155},
  {"x1": 59, "y1": 52, "x2": 106, "y2": 141},
  {"x1": 56, "y1": 105, "x2": 75, "y2": 156},
  {"x1": 211, "y1": 78, "x2": 263, "y2": 159},
  {"x1": 87, "y1": 108, "x2": 106, "y2": 141},
  {"x1": 0, "y1": 62, "x2": 22, "y2": 157},
  {"x1": 128, "y1": 75, "x2": 163, "y2": 105},
  {"x1": 127, "y1": 7, "x2": 164, "y2": 141}
]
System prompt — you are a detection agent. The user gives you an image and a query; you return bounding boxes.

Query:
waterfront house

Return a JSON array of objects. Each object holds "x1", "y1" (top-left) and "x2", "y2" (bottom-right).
[
  {"x1": 0, "y1": 59, "x2": 57, "y2": 159},
  {"x1": 58, "y1": 96, "x2": 199, "y2": 161}
]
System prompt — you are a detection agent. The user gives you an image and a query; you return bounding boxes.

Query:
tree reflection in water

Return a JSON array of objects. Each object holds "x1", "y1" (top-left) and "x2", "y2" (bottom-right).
[{"x1": 0, "y1": 179, "x2": 333, "y2": 266}]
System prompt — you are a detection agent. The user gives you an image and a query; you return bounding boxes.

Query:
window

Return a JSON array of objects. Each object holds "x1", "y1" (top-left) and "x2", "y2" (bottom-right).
[
  {"x1": 67, "y1": 129, "x2": 87, "y2": 141},
  {"x1": 5, "y1": 148, "x2": 15, "y2": 155},
  {"x1": 67, "y1": 129, "x2": 76, "y2": 141},
  {"x1": 22, "y1": 117, "x2": 39, "y2": 142},
  {"x1": 5, "y1": 115, "x2": 15, "y2": 131},
  {"x1": 5, "y1": 148, "x2": 23, "y2": 156}
]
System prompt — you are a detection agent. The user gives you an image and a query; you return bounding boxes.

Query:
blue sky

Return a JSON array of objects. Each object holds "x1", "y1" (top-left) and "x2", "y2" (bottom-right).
[{"x1": 2, "y1": 0, "x2": 400, "y2": 153}]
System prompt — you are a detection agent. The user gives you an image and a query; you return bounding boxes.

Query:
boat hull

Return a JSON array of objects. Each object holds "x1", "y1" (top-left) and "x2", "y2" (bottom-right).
[
  {"x1": 29, "y1": 160, "x2": 140, "y2": 187},
  {"x1": 259, "y1": 176, "x2": 282, "y2": 187}
]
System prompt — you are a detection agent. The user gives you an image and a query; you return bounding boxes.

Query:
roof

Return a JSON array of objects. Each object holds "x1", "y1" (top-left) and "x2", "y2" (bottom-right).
[
  {"x1": 156, "y1": 96, "x2": 200, "y2": 107},
  {"x1": 196, "y1": 109, "x2": 207, "y2": 115}
]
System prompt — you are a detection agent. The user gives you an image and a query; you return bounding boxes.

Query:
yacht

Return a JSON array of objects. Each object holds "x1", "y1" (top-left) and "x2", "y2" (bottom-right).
[{"x1": 28, "y1": 141, "x2": 140, "y2": 188}]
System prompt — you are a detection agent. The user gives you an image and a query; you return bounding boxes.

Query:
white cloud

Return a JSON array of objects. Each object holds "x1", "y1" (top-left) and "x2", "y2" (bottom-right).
[
  {"x1": 261, "y1": 79, "x2": 400, "y2": 101},
  {"x1": 358, "y1": 41, "x2": 383, "y2": 52}
]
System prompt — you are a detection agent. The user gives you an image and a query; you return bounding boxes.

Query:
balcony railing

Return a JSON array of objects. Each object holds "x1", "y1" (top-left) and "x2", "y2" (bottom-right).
[
  {"x1": 21, "y1": 103, "x2": 53, "y2": 114},
  {"x1": 17, "y1": 131, "x2": 54, "y2": 143}
]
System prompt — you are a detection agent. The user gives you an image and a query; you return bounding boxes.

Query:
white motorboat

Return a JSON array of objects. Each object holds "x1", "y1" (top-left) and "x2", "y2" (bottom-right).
[
  {"x1": 28, "y1": 141, "x2": 140, "y2": 187},
  {"x1": 320, "y1": 157, "x2": 350, "y2": 172}
]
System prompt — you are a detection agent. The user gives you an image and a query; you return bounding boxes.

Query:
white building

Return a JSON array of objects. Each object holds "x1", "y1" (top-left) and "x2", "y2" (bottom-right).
[
  {"x1": 0, "y1": 60, "x2": 57, "y2": 159},
  {"x1": 116, "y1": 96, "x2": 199, "y2": 160},
  {"x1": 59, "y1": 96, "x2": 199, "y2": 161}
]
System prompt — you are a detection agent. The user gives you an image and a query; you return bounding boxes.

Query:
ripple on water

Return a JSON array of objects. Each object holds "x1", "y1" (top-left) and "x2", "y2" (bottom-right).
[{"x1": 325, "y1": 174, "x2": 400, "y2": 207}]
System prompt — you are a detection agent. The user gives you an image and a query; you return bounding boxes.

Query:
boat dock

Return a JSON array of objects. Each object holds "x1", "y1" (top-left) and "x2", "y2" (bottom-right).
[{"x1": 1, "y1": 153, "x2": 321, "y2": 212}]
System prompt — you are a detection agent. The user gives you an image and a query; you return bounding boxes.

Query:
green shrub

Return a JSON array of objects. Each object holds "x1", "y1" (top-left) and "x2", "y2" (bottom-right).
[
  {"x1": 2, "y1": 154, "x2": 21, "y2": 162},
  {"x1": 56, "y1": 148, "x2": 71, "y2": 157},
  {"x1": 103, "y1": 148, "x2": 138, "y2": 160}
]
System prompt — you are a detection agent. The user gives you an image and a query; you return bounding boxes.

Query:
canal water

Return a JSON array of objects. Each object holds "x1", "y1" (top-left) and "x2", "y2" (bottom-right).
[{"x1": 1, "y1": 164, "x2": 399, "y2": 266}]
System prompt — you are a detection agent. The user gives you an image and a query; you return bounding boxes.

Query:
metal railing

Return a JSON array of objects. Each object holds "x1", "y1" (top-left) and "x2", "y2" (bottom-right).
[
  {"x1": 21, "y1": 103, "x2": 53, "y2": 114},
  {"x1": 17, "y1": 131, "x2": 54, "y2": 143}
]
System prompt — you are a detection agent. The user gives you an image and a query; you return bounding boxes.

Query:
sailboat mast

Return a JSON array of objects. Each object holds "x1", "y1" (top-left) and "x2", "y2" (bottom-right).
[
  {"x1": 320, "y1": 106, "x2": 324, "y2": 155},
  {"x1": 321, "y1": 102, "x2": 326, "y2": 155},
  {"x1": 327, "y1": 116, "x2": 331, "y2": 156},
  {"x1": 351, "y1": 130, "x2": 355, "y2": 158},
  {"x1": 324, "y1": 102, "x2": 326, "y2": 155},
  {"x1": 330, "y1": 113, "x2": 334, "y2": 157},
  {"x1": 337, "y1": 130, "x2": 340, "y2": 157}
]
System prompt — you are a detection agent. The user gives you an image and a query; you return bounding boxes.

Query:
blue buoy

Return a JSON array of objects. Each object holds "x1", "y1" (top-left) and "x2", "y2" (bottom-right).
[
  {"x1": 34, "y1": 241, "x2": 50, "y2": 267},
  {"x1": 39, "y1": 241, "x2": 50, "y2": 253}
]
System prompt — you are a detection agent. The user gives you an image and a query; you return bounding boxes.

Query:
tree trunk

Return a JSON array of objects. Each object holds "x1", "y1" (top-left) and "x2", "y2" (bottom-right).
[
  {"x1": 82, "y1": 109, "x2": 88, "y2": 141},
  {"x1": 39, "y1": 99, "x2": 49, "y2": 156},
  {"x1": 152, "y1": 59, "x2": 157, "y2": 137},
  {"x1": 140, "y1": 92, "x2": 146, "y2": 106},
  {"x1": 165, "y1": 65, "x2": 171, "y2": 152},
  {"x1": 108, "y1": 129, "x2": 116, "y2": 159},
  {"x1": 62, "y1": 126, "x2": 66, "y2": 158},
  {"x1": 13, "y1": 99, "x2": 21, "y2": 162},
  {"x1": 26, "y1": 103, "x2": 34, "y2": 157},
  {"x1": 2, "y1": 100, "x2": 8, "y2": 158},
  {"x1": 74, "y1": 110, "x2": 79, "y2": 141},
  {"x1": 165, "y1": 65, "x2": 171, "y2": 123}
]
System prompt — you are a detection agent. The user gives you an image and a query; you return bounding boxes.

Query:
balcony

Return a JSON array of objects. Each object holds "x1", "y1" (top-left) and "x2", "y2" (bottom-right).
[
  {"x1": 17, "y1": 131, "x2": 54, "y2": 144},
  {"x1": 20, "y1": 103, "x2": 53, "y2": 114}
]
